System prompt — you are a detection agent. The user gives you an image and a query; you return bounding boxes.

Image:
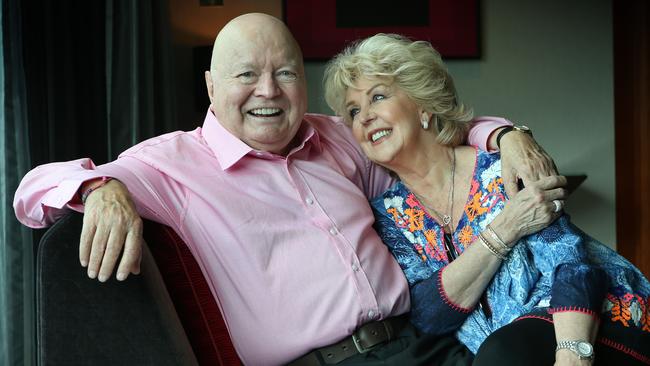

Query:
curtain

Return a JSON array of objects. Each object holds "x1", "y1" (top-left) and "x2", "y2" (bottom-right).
[
  {"x1": 1, "y1": 0, "x2": 36, "y2": 364},
  {"x1": 1, "y1": 0, "x2": 176, "y2": 364}
]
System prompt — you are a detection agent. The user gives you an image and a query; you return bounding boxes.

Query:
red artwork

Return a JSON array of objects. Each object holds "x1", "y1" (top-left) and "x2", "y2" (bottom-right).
[{"x1": 284, "y1": 0, "x2": 480, "y2": 60}]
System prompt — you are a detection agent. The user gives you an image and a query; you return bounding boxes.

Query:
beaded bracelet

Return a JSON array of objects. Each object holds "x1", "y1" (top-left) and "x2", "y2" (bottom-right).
[
  {"x1": 80, "y1": 177, "x2": 113, "y2": 204},
  {"x1": 478, "y1": 232, "x2": 507, "y2": 261}
]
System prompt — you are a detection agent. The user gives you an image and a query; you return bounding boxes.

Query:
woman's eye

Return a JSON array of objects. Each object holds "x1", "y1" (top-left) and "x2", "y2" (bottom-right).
[
  {"x1": 348, "y1": 108, "x2": 360, "y2": 119},
  {"x1": 372, "y1": 94, "x2": 386, "y2": 102}
]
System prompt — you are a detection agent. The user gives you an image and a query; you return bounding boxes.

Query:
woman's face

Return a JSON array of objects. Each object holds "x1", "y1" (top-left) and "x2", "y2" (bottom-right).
[{"x1": 345, "y1": 76, "x2": 424, "y2": 168}]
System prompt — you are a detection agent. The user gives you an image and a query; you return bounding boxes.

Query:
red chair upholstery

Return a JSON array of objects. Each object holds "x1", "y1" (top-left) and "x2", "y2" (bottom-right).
[{"x1": 144, "y1": 220, "x2": 241, "y2": 365}]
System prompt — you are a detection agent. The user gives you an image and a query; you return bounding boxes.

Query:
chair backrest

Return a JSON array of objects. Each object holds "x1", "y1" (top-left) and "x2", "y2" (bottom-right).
[
  {"x1": 36, "y1": 211, "x2": 240, "y2": 365},
  {"x1": 37, "y1": 212, "x2": 197, "y2": 365},
  {"x1": 144, "y1": 220, "x2": 240, "y2": 365}
]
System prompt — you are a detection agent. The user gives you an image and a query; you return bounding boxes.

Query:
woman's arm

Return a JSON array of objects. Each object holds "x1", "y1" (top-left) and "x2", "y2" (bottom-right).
[
  {"x1": 553, "y1": 312, "x2": 599, "y2": 366},
  {"x1": 440, "y1": 175, "x2": 567, "y2": 308}
]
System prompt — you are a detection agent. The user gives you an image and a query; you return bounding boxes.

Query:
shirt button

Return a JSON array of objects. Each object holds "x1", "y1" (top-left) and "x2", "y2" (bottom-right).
[
  {"x1": 351, "y1": 264, "x2": 359, "y2": 272},
  {"x1": 368, "y1": 310, "x2": 375, "y2": 319},
  {"x1": 329, "y1": 227, "x2": 337, "y2": 235},
  {"x1": 305, "y1": 198, "x2": 314, "y2": 205}
]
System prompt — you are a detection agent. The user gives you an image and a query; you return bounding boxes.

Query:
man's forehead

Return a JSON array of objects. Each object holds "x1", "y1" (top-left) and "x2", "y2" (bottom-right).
[{"x1": 217, "y1": 45, "x2": 302, "y2": 70}]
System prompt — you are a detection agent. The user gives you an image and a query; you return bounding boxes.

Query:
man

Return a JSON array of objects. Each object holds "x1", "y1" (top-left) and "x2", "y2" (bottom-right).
[{"x1": 15, "y1": 13, "x2": 559, "y2": 365}]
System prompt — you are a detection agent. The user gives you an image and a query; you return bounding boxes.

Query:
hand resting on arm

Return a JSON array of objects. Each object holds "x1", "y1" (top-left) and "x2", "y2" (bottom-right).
[{"x1": 79, "y1": 179, "x2": 144, "y2": 282}]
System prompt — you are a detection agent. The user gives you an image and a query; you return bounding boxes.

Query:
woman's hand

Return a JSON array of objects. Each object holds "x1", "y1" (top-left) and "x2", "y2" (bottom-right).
[{"x1": 490, "y1": 175, "x2": 568, "y2": 244}]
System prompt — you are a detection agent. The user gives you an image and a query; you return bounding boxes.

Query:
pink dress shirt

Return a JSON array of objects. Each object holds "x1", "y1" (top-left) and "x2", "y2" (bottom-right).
[{"x1": 14, "y1": 110, "x2": 510, "y2": 365}]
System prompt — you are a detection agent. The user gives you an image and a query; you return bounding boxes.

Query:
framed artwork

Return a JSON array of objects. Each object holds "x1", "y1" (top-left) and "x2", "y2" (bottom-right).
[{"x1": 284, "y1": 0, "x2": 480, "y2": 60}]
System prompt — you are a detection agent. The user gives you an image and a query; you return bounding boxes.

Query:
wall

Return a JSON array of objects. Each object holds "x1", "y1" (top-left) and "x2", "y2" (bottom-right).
[{"x1": 170, "y1": 0, "x2": 617, "y2": 246}]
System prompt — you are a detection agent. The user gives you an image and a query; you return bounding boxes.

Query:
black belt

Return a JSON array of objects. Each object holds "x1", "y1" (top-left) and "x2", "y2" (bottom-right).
[{"x1": 288, "y1": 315, "x2": 408, "y2": 366}]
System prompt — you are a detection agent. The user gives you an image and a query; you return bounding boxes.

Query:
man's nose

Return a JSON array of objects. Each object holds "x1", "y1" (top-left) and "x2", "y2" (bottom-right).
[{"x1": 255, "y1": 74, "x2": 280, "y2": 98}]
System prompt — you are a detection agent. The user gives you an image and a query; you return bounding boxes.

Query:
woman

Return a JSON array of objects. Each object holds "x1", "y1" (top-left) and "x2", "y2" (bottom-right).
[{"x1": 323, "y1": 34, "x2": 650, "y2": 365}]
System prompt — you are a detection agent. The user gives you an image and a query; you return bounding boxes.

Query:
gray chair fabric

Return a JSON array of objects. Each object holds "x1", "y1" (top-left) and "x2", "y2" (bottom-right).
[{"x1": 36, "y1": 212, "x2": 198, "y2": 366}]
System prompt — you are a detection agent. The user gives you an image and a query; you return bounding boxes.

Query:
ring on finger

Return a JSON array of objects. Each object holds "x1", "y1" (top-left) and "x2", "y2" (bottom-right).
[{"x1": 552, "y1": 199, "x2": 563, "y2": 213}]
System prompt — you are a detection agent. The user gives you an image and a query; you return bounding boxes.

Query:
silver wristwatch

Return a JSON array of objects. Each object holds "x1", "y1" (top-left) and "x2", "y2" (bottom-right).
[{"x1": 556, "y1": 340, "x2": 594, "y2": 360}]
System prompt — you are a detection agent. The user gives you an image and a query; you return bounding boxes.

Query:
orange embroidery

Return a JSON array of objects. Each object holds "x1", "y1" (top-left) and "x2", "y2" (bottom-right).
[
  {"x1": 487, "y1": 177, "x2": 503, "y2": 193},
  {"x1": 465, "y1": 192, "x2": 488, "y2": 222},
  {"x1": 458, "y1": 225, "x2": 474, "y2": 245},
  {"x1": 386, "y1": 208, "x2": 407, "y2": 229},
  {"x1": 608, "y1": 294, "x2": 632, "y2": 327},
  {"x1": 405, "y1": 208, "x2": 425, "y2": 232},
  {"x1": 424, "y1": 229, "x2": 437, "y2": 243}
]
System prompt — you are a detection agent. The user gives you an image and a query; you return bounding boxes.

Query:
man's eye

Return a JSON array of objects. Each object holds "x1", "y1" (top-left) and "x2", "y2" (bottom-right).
[
  {"x1": 372, "y1": 94, "x2": 386, "y2": 102},
  {"x1": 237, "y1": 71, "x2": 255, "y2": 79},
  {"x1": 348, "y1": 108, "x2": 360, "y2": 119},
  {"x1": 277, "y1": 70, "x2": 297, "y2": 81}
]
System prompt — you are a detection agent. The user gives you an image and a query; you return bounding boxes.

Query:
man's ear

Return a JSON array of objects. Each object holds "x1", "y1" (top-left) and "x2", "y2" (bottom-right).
[{"x1": 205, "y1": 71, "x2": 215, "y2": 110}]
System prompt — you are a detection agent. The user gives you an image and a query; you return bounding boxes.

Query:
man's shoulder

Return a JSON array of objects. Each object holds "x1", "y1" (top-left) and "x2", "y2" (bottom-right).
[
  {"x1": 303, "y1": 113, "x2": 359, "y2": 147},
  {"x1": 119, "y1": 128, "x2": 206, "y2": 158},
  {"x1": 304, "y1": 112, "x2": 347, "y2": 132}
]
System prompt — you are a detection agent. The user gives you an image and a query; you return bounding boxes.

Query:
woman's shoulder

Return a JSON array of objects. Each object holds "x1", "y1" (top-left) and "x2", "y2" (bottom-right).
[{"x1": 370, "y1": 181, "x2": 409, "y2": 212}]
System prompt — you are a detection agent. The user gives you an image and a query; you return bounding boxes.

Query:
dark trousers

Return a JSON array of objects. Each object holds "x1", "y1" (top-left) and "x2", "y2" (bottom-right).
[
  {"x1": 330, "y1": 323, "x2": 473, "y2": 366},
  {"x1": 473, "y1": 318, "x2": 649, "y2": 366}
]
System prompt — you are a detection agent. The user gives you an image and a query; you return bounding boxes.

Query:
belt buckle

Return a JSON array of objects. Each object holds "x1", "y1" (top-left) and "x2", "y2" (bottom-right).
[{"x1": 351, "y1": 332, "x2": 372, "y2": 354}]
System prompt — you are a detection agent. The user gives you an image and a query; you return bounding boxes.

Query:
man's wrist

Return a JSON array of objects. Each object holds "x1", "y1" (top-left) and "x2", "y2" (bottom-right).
[
  {"x1": 496, "y1": 125, "x2": 533, "y2": 150},
  {"x1": 487, "y1": 127, "x2": 508, "y2": 152},
  {"x1": 79, "y1": 177, "x2": 113, "y2": 204}
]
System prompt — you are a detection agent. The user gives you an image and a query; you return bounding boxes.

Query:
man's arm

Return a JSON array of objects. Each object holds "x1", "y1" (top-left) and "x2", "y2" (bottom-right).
[
  {"x1": 468, "y1": 117, "x2": 560, "y2": 198},
  {"x1": 14, "y1": 157, "x2": 184, "y2": 282}
]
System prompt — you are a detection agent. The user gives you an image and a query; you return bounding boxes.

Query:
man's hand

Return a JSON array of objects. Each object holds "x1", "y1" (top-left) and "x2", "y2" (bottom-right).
[
  {"x1": 499, "y1": 130, "x2": 559, "y2": 198},
  {"x1": 79, "y1": 179, "x2": 143, "y2": 282}
]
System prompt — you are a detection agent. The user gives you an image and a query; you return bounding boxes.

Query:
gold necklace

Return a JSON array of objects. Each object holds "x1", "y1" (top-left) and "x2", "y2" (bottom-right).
[{"x1": 412, "y1": 148, "x2": 456, "y2": 232}]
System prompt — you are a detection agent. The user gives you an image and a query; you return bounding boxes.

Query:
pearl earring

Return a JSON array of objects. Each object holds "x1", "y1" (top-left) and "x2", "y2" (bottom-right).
[{"x1": 421, "y1": 117, "x2": 429, "y2": 130}]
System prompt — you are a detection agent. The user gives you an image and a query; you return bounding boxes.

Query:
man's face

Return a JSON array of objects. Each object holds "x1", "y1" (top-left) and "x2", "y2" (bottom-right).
[{"x1": 207, "y1": 29, "x2": 307, "y2": 155}]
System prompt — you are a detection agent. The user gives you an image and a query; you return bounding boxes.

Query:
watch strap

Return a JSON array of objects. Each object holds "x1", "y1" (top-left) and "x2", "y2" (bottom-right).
[
  {"x1": 556, "y1": 340, "x2": 594, "y2": 360},
  {"x1": 495, "y1": 126, "x2": 514, "y2": 149}
]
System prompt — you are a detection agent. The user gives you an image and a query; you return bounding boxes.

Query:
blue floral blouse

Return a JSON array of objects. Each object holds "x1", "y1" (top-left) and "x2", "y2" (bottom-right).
[{"x1": 371, "y1": 149, "x2": 650, "y2": 354}]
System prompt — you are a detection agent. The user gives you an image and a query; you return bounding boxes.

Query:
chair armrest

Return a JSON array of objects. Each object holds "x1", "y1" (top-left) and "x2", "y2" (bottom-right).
[{"x1": 36, "y1": 211, "x2": 198, "y2": 366}]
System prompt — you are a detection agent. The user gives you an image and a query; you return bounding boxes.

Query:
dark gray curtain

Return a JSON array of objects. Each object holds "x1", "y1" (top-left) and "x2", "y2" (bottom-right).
[
  {"x1": 1, "y1": 1, "x2": 35, "y2": 364},
  {"x1": 1, "y1": 0, "x2": 177, "y2": 364}
]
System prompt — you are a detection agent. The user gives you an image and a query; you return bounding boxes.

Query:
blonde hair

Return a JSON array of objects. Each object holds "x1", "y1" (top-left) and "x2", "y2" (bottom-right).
[{"x1": 324, "y1": 34, "x2": 473, "y2": 146}]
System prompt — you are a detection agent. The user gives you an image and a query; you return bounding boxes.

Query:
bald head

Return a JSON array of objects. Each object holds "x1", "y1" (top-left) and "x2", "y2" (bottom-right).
[
  {"x1": 203, "y1": 13, "x2": 308, "y2": 155},
  {"x1": 210, "y1": 13, "x2": 303, "y2": 74}
]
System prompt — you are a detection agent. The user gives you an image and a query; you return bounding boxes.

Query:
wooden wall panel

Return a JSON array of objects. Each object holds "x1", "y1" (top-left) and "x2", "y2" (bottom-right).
[{"x1": 613, "y1": 0, "x2": 650, "y2": 277}]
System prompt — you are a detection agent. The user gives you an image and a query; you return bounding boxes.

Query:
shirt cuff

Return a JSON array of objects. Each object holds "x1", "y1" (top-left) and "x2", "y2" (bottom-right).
[
  {"x1": 41, "y1": 171, "x2": 113, "y2": 210},
  {"x1": 468, "y1": 116, "x2": 513, "y2": 152},
  {"x1": 437, "y1": 266, "x2": 473, "y2": 313}
]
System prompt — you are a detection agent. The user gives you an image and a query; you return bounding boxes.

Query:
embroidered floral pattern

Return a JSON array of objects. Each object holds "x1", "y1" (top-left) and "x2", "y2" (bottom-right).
[
  {"x1": 605, "y1": 291, "x2": 650, "y2": 331},
  {"x1": 458, "y1": 225, "x2": 474, "y2": 245}
]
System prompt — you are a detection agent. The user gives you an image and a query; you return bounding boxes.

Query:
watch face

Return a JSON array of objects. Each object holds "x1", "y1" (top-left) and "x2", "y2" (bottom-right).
[
  {"x1": 513, "y1": 125, "x2": 531, "y2": 133},
  {"x1": 576, "y1": 342, "x2": 593, "y2": 356}
]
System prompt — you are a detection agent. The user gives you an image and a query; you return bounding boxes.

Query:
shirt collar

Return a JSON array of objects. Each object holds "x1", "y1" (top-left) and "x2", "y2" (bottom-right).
[{"x1": 200, "y1": 108, "x2": 322, "y2": 170}]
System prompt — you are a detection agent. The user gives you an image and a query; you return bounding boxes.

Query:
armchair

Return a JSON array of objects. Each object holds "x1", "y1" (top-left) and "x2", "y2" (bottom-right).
[{"x1": 36, "y1": 211, "x2": 241, "y2": 365}]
